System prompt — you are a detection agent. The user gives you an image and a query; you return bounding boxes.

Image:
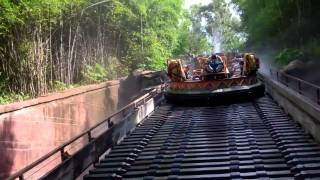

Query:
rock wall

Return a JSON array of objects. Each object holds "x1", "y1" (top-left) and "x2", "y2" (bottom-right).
[{"x1": 0, "y1": 71, "x2": 167, "y2": 179}]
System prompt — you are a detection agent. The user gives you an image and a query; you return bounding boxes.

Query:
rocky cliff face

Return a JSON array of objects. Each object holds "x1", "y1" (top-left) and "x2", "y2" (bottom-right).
[{"x1": 282, "y1": 60, "x2": 320, "y2": 86}]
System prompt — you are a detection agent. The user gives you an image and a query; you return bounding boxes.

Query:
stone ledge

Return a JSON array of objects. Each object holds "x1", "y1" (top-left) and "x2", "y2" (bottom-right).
[
  {"x1": 0, "y1": 80, "x2": 120, "y2": 115},
  {"x1": 261, "y1": 73, "x2": 320, "y2": 142}
]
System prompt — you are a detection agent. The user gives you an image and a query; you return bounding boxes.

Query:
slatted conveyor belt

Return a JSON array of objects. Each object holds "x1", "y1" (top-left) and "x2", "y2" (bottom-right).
[{"x1": 84, "y1": 96, "x2": 320, "y2": 179}]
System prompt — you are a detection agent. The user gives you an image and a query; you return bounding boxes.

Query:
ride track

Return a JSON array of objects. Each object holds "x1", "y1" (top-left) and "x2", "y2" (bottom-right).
[{"x1": 84, "y1": 95, "x2": 320, "y2": 179}]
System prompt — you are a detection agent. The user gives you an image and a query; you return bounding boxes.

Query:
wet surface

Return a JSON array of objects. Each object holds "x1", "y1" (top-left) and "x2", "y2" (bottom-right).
[{"x1": 84, "y1": 96, "x2": 320, "y2": 179}]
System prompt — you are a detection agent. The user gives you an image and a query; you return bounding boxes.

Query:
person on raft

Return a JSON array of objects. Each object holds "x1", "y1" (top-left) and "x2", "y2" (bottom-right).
[{"x1": 206, "y1": 54, "x2": 224, "y2": 73}]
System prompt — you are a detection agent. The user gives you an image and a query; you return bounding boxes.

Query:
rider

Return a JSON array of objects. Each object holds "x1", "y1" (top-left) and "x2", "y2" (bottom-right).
[{"x1": 207, "y1": 54, "x2": 224, "y2": 73}]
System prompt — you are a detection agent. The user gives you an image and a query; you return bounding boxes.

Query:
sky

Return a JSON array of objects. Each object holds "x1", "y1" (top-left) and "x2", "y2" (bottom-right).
[{"x1": 184, "y1": 0, "x2": 212, "y2": 9}]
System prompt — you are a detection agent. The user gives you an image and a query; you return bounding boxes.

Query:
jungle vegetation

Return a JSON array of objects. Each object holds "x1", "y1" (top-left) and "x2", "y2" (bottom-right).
[
  {"x1": 233, "y1": 0, "x2": 320, "y2": 65},
  {"x1": 2, "y1": 0, "x2": 319, "y2": 103},
  {"x1": 0, "y1": 0, "x2": 213, "y2": 103},
  {"x1": 1, "y1": 0, "x2": 244, "y2": 104}
]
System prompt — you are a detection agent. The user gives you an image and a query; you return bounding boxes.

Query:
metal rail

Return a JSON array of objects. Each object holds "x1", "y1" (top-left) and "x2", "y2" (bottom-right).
[
  {"x1": 7, "y1": 88, "x2": 159, "y2": 180},
  {"x1": 269, "y1": 68, "x2": 320, "y2": 105}
]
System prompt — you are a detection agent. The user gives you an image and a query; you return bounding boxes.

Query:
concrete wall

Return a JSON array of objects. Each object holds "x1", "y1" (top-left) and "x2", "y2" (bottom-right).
[
  {"x1": 0, "y1": 72, "x2": 167, "y2": 179},
  {"x1": 261, "y1": 74, "x2": 320, "y2": 143}
]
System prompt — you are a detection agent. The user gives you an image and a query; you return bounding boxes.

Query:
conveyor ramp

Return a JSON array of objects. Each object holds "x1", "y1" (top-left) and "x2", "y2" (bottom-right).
[{"x1": 84, "y1": 96, "x2": 320, "y2": 179}]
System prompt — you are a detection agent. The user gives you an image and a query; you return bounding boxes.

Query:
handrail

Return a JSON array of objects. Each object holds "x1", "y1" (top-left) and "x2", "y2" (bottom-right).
[
  {"x1": 269, "y1": 68, "x2": 320, "y2": 105},
  {"x1": 7, "y1": 88, "x2": 159, "y2": 180},
  {"x1": 276, "y1": 69, "x2": 320, "y2": 89}
]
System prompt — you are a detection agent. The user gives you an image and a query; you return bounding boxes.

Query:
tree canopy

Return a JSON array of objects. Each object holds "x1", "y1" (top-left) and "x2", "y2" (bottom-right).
[
  {"x1": 233, "y1": 0, "x2": 320, "y2": 62},
  {"x1": 0, "y1": 0, "x2": 202, "y2": 101},
  {"x1": 1, "y1": 0, "x2": 255, "y2": 103}
]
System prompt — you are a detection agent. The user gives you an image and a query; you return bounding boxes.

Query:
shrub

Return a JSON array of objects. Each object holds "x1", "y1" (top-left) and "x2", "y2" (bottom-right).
[
  {"x1": 105, "y1": 57, "x2": 129, "y2": 80},
  {"x1": 82, "y1": 63, "x2": 108, "y2": 83},
  {"x1": 0, "y1": 76, "x2": 30, "y2": 104},
  {"x1": 274, "y1": 48, "x2": 306, "y2": 66},
  {"x1": 82, "y1": 58, "x2": 129, "y2": 84},
  {"x1": 0, "y1": 83, "x2": 30, "y2": 104}
]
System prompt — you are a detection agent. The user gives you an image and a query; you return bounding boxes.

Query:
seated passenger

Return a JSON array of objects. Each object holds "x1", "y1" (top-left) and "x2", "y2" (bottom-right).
[
  {"x1": 167, "y1": 59, "x2": 186, "y2": 82},
  {"x1": 183, "y1": 65, "x2": 190, "y2": 79},
  {"x1": 243, "y1": 53, "x2": 259, "y2": 76},
  {"x1": 206, "y1": 54, "x2": 224, "y2": 73},
  {"x1": 230, "y1": 54, "x2": 243, "y2": 77}
]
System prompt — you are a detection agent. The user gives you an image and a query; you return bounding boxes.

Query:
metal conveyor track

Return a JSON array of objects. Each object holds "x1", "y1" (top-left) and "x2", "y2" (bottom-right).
[{"x1": 84, "y1": 96, "x2": 320, "y2": 179}]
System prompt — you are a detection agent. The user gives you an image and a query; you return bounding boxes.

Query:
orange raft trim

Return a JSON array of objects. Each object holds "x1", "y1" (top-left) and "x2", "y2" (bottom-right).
[{"x1": 169, "y1": 76, "x2": 258, "y2": 91}]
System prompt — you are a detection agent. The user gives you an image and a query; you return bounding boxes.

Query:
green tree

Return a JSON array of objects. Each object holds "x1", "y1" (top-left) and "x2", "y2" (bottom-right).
[
  {"x1": 233, "y1": 0, "x2": 320, "y2": 51},
  {"x1": 0, "y1": 0, "x2": 188, "y2": 102},
  {"x1": 194, "y1": 0, "x2": 244, "y2": 52},
  {"x1": 233, "y1": 0, "x2": 320, "y2": 64},
  {"x1": 173, "y1": 10, "x2": 211, "y2": 56}
]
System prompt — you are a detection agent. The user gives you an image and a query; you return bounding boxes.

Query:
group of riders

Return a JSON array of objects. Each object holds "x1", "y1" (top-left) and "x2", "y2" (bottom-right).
[{"x1": 167, "y1": 53, "x2": 260, "y2": 82}]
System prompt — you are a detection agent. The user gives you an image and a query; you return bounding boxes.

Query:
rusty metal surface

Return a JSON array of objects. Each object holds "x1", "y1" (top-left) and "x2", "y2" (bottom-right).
[
  {"x1": 169, "y1": 76, "x2": 258, "y2": 91},
  {"x1": 84, "y1": 96, "x2": 320, "y2": 179}
]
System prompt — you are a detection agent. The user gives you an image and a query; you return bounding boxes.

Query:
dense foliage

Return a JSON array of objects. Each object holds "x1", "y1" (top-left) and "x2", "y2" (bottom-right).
[
  {"x1": 274, "y1": 48, "x2": 306, "y2": 66},
  {"x1": 2, "y1": 0, "x2": 280, "y2": 104},
  {"x1": 0, "y1": 0, "x2": 214, "y2": 103},
  {"x1": 173, "y1": 10, "x2": 211, "y2": 55},
  {"x1": 233, "y1": 0, "x2": 320, "y2": 64}
]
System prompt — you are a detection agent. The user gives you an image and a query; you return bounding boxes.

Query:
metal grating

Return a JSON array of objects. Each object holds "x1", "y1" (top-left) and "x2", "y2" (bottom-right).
[{"x1": 84, "y1": 96, "x2": 320, "y2": 179}]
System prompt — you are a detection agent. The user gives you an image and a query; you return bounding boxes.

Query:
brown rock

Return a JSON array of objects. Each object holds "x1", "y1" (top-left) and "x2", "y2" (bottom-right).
[{"x1": 281, "y1": 59, "x2": 305, "y2": 74}]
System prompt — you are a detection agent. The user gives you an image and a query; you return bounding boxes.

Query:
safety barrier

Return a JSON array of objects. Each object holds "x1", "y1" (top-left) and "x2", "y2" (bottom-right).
[
  {"x1": 261, "y1": 70, "x2": 320, "y2": 143},
  {"x1": 7, "y1": 88, "x2": 163, "y2": 180},
  {"x1": 269, "y1": 68, "x2": 320, "y2": 105}
]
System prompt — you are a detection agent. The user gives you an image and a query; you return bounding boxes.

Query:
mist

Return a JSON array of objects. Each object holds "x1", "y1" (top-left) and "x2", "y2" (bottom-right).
[
  {"x1": 212, "y1": 31, "x2": 222, "y2": 53},
  {"x1": 256, "y1": 49, "x2": 279, "y2": 76},
  {"x1": 255, "y1": 47, "x2": 320, "y2": 87}
]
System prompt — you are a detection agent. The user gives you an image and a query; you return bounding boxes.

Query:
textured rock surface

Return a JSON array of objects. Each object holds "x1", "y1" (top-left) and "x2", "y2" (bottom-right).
[{"x1": 0, "y1": 71, "x2": 166, "y2": 179}]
